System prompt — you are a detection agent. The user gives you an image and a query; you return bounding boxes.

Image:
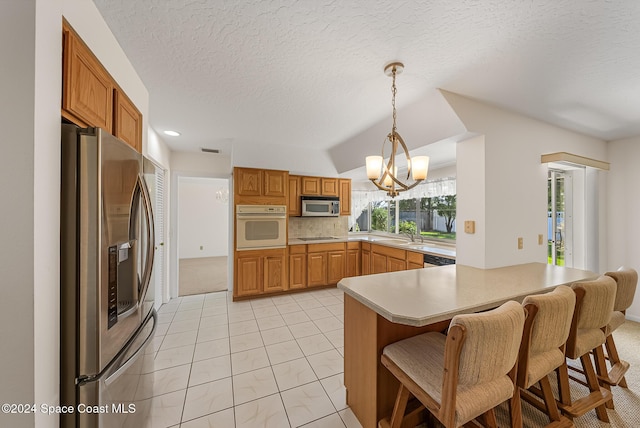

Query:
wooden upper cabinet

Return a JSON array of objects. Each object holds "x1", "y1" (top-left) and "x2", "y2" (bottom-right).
[
  {"x1": 62, "y1": 20, "x2": 143, "y2": 152},
  {"x1": 321, "y1": 178, "x2": 339, "y2": 196},
  {"x1": 114, "y1": 89, "x2": 142, "y2": 152},
  {"x1": 235, "y1": 168, "x2": 263, "y2": 196},
  {"x1": 62, "y1": 21, "x2": 113, "y2": 130},
  {"x1": 288, "y1": 175, "x2": 302, "y2": 216},
  {"x1": 263, "y1": 169, "x2": 287, "y2": 197},
  {"x1": 301, "y1": 176, "x2": 321, "y2": 195},
  {"x1": 339, "y1": 179, "x2": 351, "y2": 216},
  {"x1": 234, "y1": 167, "x2": 288, "y2": 202}
]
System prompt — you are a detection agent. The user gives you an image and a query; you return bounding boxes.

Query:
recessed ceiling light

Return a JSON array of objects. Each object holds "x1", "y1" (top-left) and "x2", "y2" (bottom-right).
[{"x1": 164, "y1": 130, "x2": 181, "y2": 137}]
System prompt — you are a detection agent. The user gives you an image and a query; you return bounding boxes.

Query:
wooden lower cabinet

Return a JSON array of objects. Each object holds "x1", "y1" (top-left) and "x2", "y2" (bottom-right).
[
  {"x1": 235, "y1": 248, "x2": 287, "y2": 298},
  {"x1": 370, "y1": 244, "x2": 425, "y2": 274},
  {"x1": 289, "y1": 245, "x2": 307, "y2": 289},
  {"x1": 236, "y1": 255, "x2": 262, "y2": 297},
  {"x1": 307, "y1": 242, "x2": 346, "y2": 287},
  {"x1": 361, "y1": 243, "x2": 371, "y2": 275},
  {"x1": 387, "y1": 256, "x2": 407, "y2": 272},
  {"x1": 307, "y1": 252, "x2": 328, "y2": 287},
  {"x1": 263, "y1": 255, "x2": 287, "y2": 293},
  {"x1": 235, "y1": 241, "x2": 426, "y2": 299},
  {"x1": 346, "y1": 242, "x2": 360, "y2": 278},
  {"x1": 406, "y1": 251, "x2": 424, "y2": 270},
  {"x1": 327, "y1": 251, "x2": 346, "y2": 284}
]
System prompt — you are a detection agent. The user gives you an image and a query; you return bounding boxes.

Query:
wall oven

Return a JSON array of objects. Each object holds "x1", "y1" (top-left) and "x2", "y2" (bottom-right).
[
  {"x1": 301, "y1": 196, "x2": 340, "y2": 217},
  {"x1": 236, "y1": 205, "x2": 287, "y2": 250}
]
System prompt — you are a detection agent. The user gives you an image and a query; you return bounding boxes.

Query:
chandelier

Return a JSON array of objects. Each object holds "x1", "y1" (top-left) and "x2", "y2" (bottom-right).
[{"x1": 365, "y1": 62, "x2": 429, "y2": 198}]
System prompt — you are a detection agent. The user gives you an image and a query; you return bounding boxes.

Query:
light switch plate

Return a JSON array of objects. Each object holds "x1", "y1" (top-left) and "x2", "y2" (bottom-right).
[
  {"x1": 538, "y1": 234, "x2": 544, "y2": 245},
  {"x1": 518, "y1": 237, "x2": 523, "y2": 250}
]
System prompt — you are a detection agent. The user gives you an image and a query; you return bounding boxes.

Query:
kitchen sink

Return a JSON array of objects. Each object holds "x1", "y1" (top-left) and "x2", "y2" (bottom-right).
[{"x1": 372, "y1": 239, "x2": 409, "y2": 246}]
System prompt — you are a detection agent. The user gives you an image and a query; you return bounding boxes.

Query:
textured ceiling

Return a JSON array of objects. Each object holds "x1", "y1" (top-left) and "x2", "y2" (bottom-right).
[{"x1": 93, "y1": 0, "x2": 640, "y2": 158}]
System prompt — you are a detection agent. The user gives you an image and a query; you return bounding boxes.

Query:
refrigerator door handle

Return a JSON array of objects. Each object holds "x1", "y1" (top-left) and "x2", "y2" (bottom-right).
[
  {"x1": 104, "y1": 311, "x2": 157, "y2": 387},
  {"x1": 137, "y1": 173, "x2": 155, "y2": 301}
]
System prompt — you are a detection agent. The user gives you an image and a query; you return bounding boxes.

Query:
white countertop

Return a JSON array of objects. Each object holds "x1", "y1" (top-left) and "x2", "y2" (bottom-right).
[
  {"x1": 289, "y1": 233, "x2": 456, "y2": 259},
  {"x1": 338, "y1": 262, "x2": 598, "y2": 327}
]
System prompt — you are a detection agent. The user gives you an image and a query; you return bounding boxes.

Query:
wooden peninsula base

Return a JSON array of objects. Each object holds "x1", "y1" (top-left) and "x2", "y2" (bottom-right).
[
  {"x1": 344, "y1": 295, "x2": 449, "y2": 428},
  {"x1": 339, "y1": 263, "x2": 599, "y2": 428}
]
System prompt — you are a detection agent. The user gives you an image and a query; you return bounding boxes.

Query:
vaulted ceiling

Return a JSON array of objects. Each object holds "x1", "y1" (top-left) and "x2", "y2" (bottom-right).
[{"x1": 94, "y1": 0, "x2": 640, "y2": 164}]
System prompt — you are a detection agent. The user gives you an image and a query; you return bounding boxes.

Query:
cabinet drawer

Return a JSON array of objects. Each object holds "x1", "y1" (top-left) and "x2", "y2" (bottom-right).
[
  {"x1": 347, "y1": 241, "x2": 360, "y2": 250},
  {"x1": 308, "y1": 242, "x2": 346, "y2": 253},
  {"x1": 289, "y1": 244, "x2": 307, "y2": 254}
]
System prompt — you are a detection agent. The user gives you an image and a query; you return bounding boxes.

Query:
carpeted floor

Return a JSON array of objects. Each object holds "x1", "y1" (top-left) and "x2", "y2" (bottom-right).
[
  {"x1": 178, "y1": 256, "x2": 228, "y2": 296},
  {"x1": 492, "y1": 320, "x2": 640, "y2": 427}
]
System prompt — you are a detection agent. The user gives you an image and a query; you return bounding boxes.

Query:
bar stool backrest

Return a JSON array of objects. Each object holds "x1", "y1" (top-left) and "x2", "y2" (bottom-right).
[{"x1": 451, "y1": 300, "x2": 525, "y2": 386}]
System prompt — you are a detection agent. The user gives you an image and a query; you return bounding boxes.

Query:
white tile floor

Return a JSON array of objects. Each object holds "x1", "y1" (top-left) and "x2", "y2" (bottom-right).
[{"x1": 146, "y1": 288, "x2": 363, "y2": 428}]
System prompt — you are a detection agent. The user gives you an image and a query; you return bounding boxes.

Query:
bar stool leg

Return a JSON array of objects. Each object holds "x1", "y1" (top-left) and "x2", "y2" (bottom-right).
[
  {"x1": 605, "y1": 335, "x2": 628, "y2": 388},
  {"x1": 580, "y1": 354, "x2": 609, "y2": 422}
]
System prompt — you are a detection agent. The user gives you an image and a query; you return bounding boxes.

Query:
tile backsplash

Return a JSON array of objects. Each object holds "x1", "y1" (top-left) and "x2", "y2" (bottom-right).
[{"x1": 288, "y1": 217, "x2": 349, "y2": 239}]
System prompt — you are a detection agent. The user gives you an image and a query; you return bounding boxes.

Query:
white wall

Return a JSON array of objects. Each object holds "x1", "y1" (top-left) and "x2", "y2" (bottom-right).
[
  {"x1": 147, "y1": 126, "x2": 172, "y2": 169},
  {"x1": 607, "y1": 136, "x2": 640, "y2": 320},
  {"x1": 233, "y1": 140, "x2": 338, "y2": 177},
  {"x1": 178, "y1": 178, "x2": 229, "y2": 259},
  {"x1": 0, "y1": 1, "x2": 67, "y2": 426},
  {"x1": 456, "y1": 135, "x2": 487, "y2": 267},
  {"x1": 0, "y1": 2, "x2": 150, "y2": 427},
  {"x1": 444, "y1": 91, "x2": 609, "y2": 270}
]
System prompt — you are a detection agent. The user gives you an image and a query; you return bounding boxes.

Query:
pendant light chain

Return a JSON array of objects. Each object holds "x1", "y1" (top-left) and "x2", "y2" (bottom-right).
[{"x1": 391, "y1": 66, "x2": 398, "y2": 134}]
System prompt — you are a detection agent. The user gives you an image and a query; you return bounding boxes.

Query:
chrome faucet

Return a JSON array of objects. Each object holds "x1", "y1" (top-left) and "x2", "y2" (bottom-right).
[
  {"x1": 401, "y1": 232, "x2": 424, "y2": 243},
  {"x1": 401, "y1": 232, "x2": 415, "y2": 242}
]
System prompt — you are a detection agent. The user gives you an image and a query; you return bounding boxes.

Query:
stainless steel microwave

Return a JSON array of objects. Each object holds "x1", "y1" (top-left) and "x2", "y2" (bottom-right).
[{"x1": 301, "y1": 196, "x2": 340, "y2": 217}]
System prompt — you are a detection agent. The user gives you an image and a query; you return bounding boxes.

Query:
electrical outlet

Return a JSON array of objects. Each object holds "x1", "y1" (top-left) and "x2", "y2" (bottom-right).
[
  {"x1": 464, "y1": 220, "x2": 475, "y2": 234},
  {"x1": 200, "y1": 245, "x2": 203, "y2": 250},
  {"x1": 517, "y1": 237, "x2": 523, "y2": 250}
]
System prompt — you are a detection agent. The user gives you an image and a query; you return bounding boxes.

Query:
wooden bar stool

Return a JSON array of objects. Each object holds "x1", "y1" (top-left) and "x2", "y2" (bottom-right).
[
  {"x1": 596, "y1": 267, "x2": 638, "y2": 389},
  {"x1": 517, "y1": 285, "x2": 575, "y2": 428},
  {"x1": 379, "y1": 301, "x2": 525, "y2": 428},
  {"x1": 557, "y1": 276, "x2": 616, "y2": 423}
]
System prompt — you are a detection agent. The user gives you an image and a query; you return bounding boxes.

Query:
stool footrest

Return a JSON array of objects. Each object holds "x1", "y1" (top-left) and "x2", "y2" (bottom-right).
[
  {"x1": 598, "y1": 361, "x2": 630, "y2": 386},
  {"x1": 558, "y1": 389, "x2": 613, "y2": 417}
]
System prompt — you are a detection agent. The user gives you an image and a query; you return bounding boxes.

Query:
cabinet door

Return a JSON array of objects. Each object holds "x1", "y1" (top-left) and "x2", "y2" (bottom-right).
[
  {"x1": 361, "y1": 249, "x2": 371, "y2": 275},
  {"x1": 264, "y1": 170, "x2": 288, "y2": 197},
  {"x1": 235, "y1": 168, "x2": 262, "y2": 196},
  {"x1": 287, "y1": 175, "x2": 302, "y2": 216},
  {"x1": 371, "y1": 253, "x2": 387, "y2": 274},
  {"x1": 321, "y1": 178, "x2": 339, "y2": 196},
  {"x1": 327, "y1": 251, "x2": 346, "y2": 284},
  {"x1": 264, "y1": 255, "x2": 287, "y2": 293},
  {"x1": 301, "y1": 176, "x2": 321, "y2": 195},
  {"x1": 114, "y1": 89, "x2": 142, "y2": 152},
  {"x1": 62, "y1": 23, "x2": 114, "y2": 130},
  {"x1": 307, "y1": 252, "x2": 328, "y2": 287},
  {"x1": 236, "y1": 256, "x2": 262, "y2": 297},
  {"x1": 339, "y1": 179, "x2": 351, "y2": 216},
  {"x1": 346, "y1": 249, "x2": 360, "y2": 278},
  {"x1": 289, "y1": 254, "x2": 307, "y2": 289},
  {"x1": 387, "y1": 256, "x2": 407, "y2": 272}
]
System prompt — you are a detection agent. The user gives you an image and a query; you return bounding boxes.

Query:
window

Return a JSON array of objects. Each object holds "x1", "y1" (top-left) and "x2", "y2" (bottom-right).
[{"x1": 350, "y1": 178, "x2": 457, "y2": 240}]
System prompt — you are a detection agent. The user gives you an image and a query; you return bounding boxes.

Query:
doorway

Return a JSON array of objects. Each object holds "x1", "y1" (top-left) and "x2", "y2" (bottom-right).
[
  {"x1": 177, "y1": 177, "x2": 230, "y2": 296},
  {"x1": 548, "y1": 170, "x2": 573, "y2": 267}
]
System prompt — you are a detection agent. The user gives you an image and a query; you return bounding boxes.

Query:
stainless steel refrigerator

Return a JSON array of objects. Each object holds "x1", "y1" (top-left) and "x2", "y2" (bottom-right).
[{"x1": 60, "y1": 124, "x2": 157, "y2": 427}]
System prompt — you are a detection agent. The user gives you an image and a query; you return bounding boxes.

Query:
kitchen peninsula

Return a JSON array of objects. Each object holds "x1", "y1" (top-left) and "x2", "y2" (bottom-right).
[{"x1": 337, "y1": 262, "x2": 599, "y2": 428}]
